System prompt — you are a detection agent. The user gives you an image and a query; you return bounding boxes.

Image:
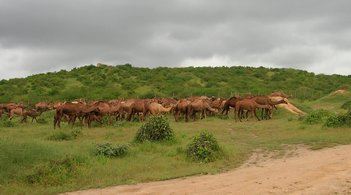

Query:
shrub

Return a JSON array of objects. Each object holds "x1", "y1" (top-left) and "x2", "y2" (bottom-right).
[
  {"x1": 134, "y1": 115, "x2": 174, "y2": 142},
  {"x1": 186, "y1": 132, "x2": 222, "y2": 163},
  {"x1": 341, "y1": 101, "x2": 351, "y2": 111},
  {"x1": 324, "y1": 111, "x2": 351, "y2": 128},
  {"x1": 95, "y1": 143, "x2": 128, "y2": 158},
  {"x1": 1, "y1": 120, "x2": 15, "y2": 127},
  {"x1": 36, "y1": 118, "x2": 48, "y2": 124},
  {"x1": 304, "y1": 109, "x2": 332, "y2": 124},
  {"x1": 26, "y1": 155, "x2": 87, "y2": 186}
]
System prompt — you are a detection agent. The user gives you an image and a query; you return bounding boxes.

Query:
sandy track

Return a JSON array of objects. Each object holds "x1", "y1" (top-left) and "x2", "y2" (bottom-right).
[{"x1": 64, "y1": 145, "x2": 351, "y2": 195}]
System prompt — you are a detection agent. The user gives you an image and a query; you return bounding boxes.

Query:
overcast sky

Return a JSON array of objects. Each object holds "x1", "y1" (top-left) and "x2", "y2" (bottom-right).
[{"x1": 1, "y1": 0, "x2": 351, "y2": 79}]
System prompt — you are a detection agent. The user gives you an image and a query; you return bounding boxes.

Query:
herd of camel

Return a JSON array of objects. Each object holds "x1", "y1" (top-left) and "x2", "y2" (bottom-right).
[{"x1": 0, "y1": 91, "x2": 289, "y2": 129}]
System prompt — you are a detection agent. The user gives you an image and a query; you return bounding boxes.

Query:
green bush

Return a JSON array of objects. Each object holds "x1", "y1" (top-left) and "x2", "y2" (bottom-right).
[
  {"x1": 95, "y1": 143, "x2": 128, "y2": 158},
  {"x1": 47, "y1": 130, "x2": 82, "y2": 141},
  {"x1": 135, "y1": 115, "x2": 174, "y2": 142},
  {"x1": 26, "y1": 155, "x2": 87, "y2": 186},
  {"x1": 324, "y1": 111, "x2": 351, "y2": 128},
  {"x1": 186, "y1": 132, "x2": 222, "y2": 163},
  {"x1": 341, "y1": 101, "x2": 351, "y2": 111},
  {"x1": 1, "y1": 120, "x2": 15, "y2": 127},
  {"x1": 304, "y1": 109, "x2": 332, "y2": 124},
  {"x1": 36, "y1": 118, "x2": 48, "y2": 124}
]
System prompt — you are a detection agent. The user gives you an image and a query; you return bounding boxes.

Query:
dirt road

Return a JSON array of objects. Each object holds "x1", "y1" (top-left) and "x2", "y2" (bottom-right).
[{"x1": 65, "y1": 145, "x2": 351, "y2": 195}]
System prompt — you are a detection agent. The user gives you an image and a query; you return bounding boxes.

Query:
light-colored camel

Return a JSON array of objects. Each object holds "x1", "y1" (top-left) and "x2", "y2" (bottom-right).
[
  {"x1": 189, "y1": 99, "x2": 218, "y2": 121},
  {"x1": 147, "y1": 102, "x2": 173, "y2": 115}
]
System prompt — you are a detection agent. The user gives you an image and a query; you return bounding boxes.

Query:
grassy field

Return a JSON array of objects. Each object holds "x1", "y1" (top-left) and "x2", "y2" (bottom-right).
[{"x1": 1, "y1": 96, "x2": 351, "y2": 194}]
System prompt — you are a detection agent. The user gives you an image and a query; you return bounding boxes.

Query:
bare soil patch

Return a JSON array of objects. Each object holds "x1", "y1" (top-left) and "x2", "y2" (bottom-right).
[{"x1": 64, "y1": 145, "x2": 351, "y2": 195}]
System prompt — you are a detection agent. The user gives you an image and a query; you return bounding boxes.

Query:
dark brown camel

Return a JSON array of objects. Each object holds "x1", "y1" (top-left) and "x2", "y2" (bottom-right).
[
  {"x1": 54, "y1": 102, "x2": 100, "y2": 129},
  {"x1": 221, "y1": 96, "x2": 242, "y2": 116}
]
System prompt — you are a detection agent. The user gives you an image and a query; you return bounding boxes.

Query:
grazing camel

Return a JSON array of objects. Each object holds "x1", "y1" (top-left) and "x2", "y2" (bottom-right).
[
  {"x1": 253, "y1": 96, "x2": 287, "y2": 120},
  {"x1": 235, "y1": 99, "x2": 273, "y2": 122},
  {"x1": 147, "y1": 102, "x2": 173, "y2": 115},
  {"x1": 188, "y1": 99, "x2": 218, "y2": 121},
  {"x1": 221, "y1": 96, "x2": 242, "y2": 116},
  {"x1": 54, "y1": 102, "x2": 100, "y2": 129}
]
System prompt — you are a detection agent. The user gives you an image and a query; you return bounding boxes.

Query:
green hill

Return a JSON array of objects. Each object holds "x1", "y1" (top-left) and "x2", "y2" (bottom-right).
[{"x1": 0, "y1": 64, "x2": 350, "y2": 103}]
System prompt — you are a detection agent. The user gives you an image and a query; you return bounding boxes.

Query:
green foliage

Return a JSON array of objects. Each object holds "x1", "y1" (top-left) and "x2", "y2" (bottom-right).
[
  {"x1": 324, "y1": 111, "x2": 351, "y2": 128},
  {"x1": 341, "y1": 100, "x2": 351, "y2": 111},
  {"x1": 186, "y1": 132, "x2": 223, "y2": 163},
  {"x1": 0, "y1": 140, "x2": 60, "y2": 184},
  {"x1": 47, "y1": 129, "x2": 82, "y2": 141},
  {"x1": 0, "y1": 119, "x2": 15, "y2": 127},
  {"x1": 304, "y1": 109, "x2": 332, "y2": 124},
  {"x1": 95, "y1": 143, "x2": 128, "y2": 158},
  {"x1": 0, "y1": 64, "x2": 350, "y2": 102},
  {"x1": 135, "y1": 115, "x2": 174, "y2": 142},
  {"x1": 36, "y1": 118, "x2": 48, "y2": 124},
  {"x1": 26, "y1": 155, "x2": 87, "y2": 186}
]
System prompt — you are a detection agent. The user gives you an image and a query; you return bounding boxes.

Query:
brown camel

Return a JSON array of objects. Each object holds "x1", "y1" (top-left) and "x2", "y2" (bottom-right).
[
  {"x1": 54, "y1": 102, "x2": 100, "y2": 128},
  {"x1": 127, "y1": 99, "x2": 149, "y2": 121},
  {"x1": 173, "y1": 99, "x2": 191, "y2": 122},
  {"x1": 117, "y1": 99, "x2": 135, "y2": 120},
  {"x1": 3, "y1": 103, "x2": 25, "y2": 114},
  {"x1": 235, "y1": 99, "x2": 273, "y2": 122},
  {"x1": 221, "y1": 96, "x2": 242, "y2": 116},
  {"x1": 35, "y1": 102, "x2": 53, "y2": 113},
  {"x1": 188, "y1": 99, "x2": 218, "y2": 121},
  {"x1": 9, "y1": 107, "x2": 25, "y2": 122},
  {"x1": 21, "y1": 109, "x2": 42, "y2": 123},
  {"x1": 147, "y1": 102, "x2": 173, "y2": 115},
  {"x1": 90, "y1": 101, "x2": 113, "y2": 124},
  {"x1": 253, "y1": 96, "x2": 287, "y2": 120}
]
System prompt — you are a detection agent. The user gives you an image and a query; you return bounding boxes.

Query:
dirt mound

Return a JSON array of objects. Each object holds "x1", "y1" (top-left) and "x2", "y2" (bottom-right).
[
  {"x1": 271, "y1": 90, "x2": 290, "y2": 98},
  {"x1": 64, "y1": 145, "x2": 351, "y2": 195},
  {"x1": 330, "y1": 90, "x2": 350, "y2": 96},
  {"x1": 269, "y1": 96, "x2": 306, "y2": 116}
]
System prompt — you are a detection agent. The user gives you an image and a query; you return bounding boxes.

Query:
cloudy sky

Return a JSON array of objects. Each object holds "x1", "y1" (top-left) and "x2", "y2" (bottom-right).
[{"x1": 1, "y1": 0, "x2": 351, "y2": 79}]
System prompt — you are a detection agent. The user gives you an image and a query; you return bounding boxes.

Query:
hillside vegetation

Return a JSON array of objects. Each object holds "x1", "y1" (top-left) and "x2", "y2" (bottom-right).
[{"x1": 0, "y1": 64, "x2": 350, "y2": 103}]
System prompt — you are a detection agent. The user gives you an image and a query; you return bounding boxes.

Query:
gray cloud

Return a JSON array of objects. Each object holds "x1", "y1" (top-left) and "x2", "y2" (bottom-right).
[{"x1": 1, "y1": 0, "x2": 351, "y2": 79}]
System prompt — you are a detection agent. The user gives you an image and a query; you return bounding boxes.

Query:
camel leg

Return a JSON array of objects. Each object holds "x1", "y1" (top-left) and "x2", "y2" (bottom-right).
[
  {"x1": 127, "y1": 110, "x2": 133, "y2": 121},
  {"x1": 54, "y1": 112, "x2": 61, "y2": 129},
  {"x1": 253, "y1": 109, "x2": 260, "y2": 121},
  {"x1": 176, "y1": 111, "x2": 180, "y2": 122}
]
